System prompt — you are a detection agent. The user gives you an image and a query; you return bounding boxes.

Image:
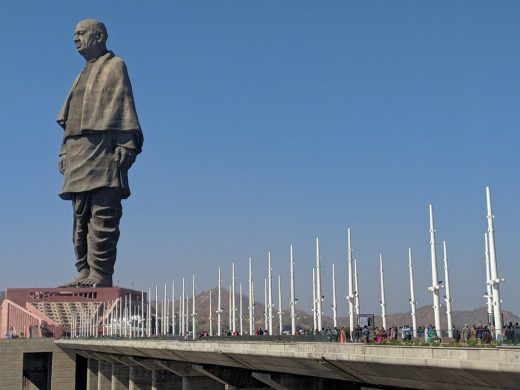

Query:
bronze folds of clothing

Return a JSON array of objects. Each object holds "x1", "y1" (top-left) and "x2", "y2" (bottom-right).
[{"x1": 72, "y1": 187, "x2": 122, "y2": 284}]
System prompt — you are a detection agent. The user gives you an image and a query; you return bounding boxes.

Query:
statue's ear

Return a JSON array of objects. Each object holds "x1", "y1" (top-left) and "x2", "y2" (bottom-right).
[{"x1": 96, "y1": 31, "x2": 105, "y2": 44}]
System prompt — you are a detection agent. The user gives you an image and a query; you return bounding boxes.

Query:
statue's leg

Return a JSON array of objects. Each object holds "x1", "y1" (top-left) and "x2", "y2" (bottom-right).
[
  {"x1": 73, "y1": 193, "x2": 90, "y2": 273},
  {"x1": 59, "y1": 193, "x2": 91, "y2": 287},
  {"x1": 80, "y1": 187, "x2": 122, "y2": 287}
]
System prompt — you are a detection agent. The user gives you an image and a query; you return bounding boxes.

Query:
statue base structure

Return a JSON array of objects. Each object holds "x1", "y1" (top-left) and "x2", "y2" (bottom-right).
[{"x1": 0, "y1": 287, "x2": 145, "y2": 339}]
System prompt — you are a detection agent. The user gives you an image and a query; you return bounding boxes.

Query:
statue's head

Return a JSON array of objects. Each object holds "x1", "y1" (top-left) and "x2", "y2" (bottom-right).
[{"x1": 74, "y1": 19, "x2": 108, "y2": 60}]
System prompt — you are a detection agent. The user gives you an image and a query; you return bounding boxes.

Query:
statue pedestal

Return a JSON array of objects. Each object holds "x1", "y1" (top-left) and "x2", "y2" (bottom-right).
[{"x1": 1, "y1": 287, "x2": 144, "y2": 338}]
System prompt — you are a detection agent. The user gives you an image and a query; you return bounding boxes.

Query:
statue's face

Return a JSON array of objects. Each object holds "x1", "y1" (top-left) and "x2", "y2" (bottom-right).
[{"x1": 74, "y1": 21, "x2": 102, "y2": 56}]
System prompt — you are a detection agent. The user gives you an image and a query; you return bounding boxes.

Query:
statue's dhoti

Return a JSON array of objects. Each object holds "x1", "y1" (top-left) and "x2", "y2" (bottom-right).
[{"x1": 72, "y1": 187, "x2": 122, "y2": 284}]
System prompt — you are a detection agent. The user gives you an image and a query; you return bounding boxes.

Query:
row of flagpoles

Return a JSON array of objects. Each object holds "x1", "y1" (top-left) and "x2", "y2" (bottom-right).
[{"x1": 70, "y1": 186, "x2": 504, "y2": 341}]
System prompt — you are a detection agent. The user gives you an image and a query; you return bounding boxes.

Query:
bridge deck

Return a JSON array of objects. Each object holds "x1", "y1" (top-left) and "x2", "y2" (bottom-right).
[{"x1": 56, "y1": 338, "x2": 520, "y2": 389}]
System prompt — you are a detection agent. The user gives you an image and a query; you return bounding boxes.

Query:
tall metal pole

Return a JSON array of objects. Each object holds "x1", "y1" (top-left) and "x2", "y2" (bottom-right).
[
  {"x1": 264, "y1": 278, "x2": 268, "y2": 331},
  {"x1": 315, "y1": 237, "x2": 323, "y2": 332},
  {"x1": 428, "y1": 204, "x2": 442, "y2": 336},
  {"x1": 248, "y1": 257, "x2": 254, "y2": 335},
  {"x1": 181, "y1": 278, "x2": 185, "y2": 336},
  {"x1": 185, "y1": 291, "x2": 189, "y2": 335},
  {"x1": 177, "y1": 285, "x2": 181, "y2": 337},
  {"x1": 268, "y1": 252, "x2": 273, "y2": 334},
  {"x1": 217, "y1": 267, "x2": 222, "y2": 336},
  {"x1": 141, "y1": 290, "x2": 145, "y2": 337},
  {"x1": 185, "y1": 292, "x2": 189, "y2": 335},
  {"x1": 408, "y1": 248, "x2": 418, "y2": 338},
  {"x1": 155, "y1": 285, "x2": 159, "y2": 336},
  {"x1": 312, "y1": 267, "x2": 317, "y2": 331},
  {"x1": 192, "y1": 274, "x2": 196, "y2": 340},
  {"x1": 209, "y1": 289, "x2": 213, "y2": 336},
  {"x1": 232, "y1": 262, "x2": 236, "y2": 333},
  {"x1": 147, "y1": 288, "x2": 151, "y2": 337},
  {"x1": 289, "y1": 245, "x2": 296, "y2": 335},
  {"x1": 163, "y1": 283, "x2": 167, "y2": 335},
  {"x1": 228, "y1": 285, "x2": 232, "y2": 333},
  {"x1": 251, "y1": 279, "x2": 255, "y2": 333},
  {"x1": 239, "y1": 283, "x2": 243, "y2": 335},
  {"x1": 354, "y1": 258, "x2": 360, "y2": 318},
  {"x1": 277, "y1": 275, "x2": 283, "y2": 335},
  {"x1": 443, "y1": 241, "x2": 453, "y2": 338},
  {"x1": 484, "y1": 233, "x2": 494, "y2": 325},
  {"x1": 332, "y1": 263, "x2": 337, "y2": 329},
  {"x1": 347, "y1": 228, "x2": 355, "y2": 333},
  {"x1": 486, "y1": 186, "x2": 503, "y2": 340},
  {"x1": 171, "y1": 281, "x2": 175, "y2": 336},
  {"x1": 379, "y1": 254, "x2": 387, "y2": 330}
]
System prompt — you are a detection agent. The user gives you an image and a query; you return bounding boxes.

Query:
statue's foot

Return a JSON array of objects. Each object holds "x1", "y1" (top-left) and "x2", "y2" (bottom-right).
[
  {"x1": 78, "y1": 277, "x2": 112, "y2": 288},
  {"x1": 58, "y1": 269, "x2": 90, "y2": 287}
]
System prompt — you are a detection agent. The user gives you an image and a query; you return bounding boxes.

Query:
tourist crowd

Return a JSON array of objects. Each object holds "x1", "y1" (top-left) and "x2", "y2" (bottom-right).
[{"x1": 195, "y1": 322, "x2": 520, "y2": 345}]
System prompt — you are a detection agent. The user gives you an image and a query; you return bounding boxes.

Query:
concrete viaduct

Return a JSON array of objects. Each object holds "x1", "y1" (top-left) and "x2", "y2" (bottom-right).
[{"x1": 2, "y1": 338, "x2": 519, "y2": 389}]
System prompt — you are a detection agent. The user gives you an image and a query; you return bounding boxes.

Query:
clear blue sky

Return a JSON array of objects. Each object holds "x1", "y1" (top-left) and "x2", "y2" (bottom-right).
[{"x1": 1, "y1": 1, "x2": 519, "y2": 318}]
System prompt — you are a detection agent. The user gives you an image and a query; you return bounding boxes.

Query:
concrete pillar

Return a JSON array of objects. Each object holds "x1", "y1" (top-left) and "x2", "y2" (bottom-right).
[
  {"x1": 86, "y1": 358, "x2": 99, "y2": 390},
  {"x1": 111, "y1": 362, "x2": 130, "y2": 390},
  {"x1": 152, "y1": 370, "x2": 158, "y2": 390},
  {"x1": 182, "y1": 376, "x2": 225, "y2": 390},
  {"x1": 98, "y1": 360, "x2": 112, "y2": 390},
  {"x1": 129, "y1": 366, "x2": 152, "y2": 390}
]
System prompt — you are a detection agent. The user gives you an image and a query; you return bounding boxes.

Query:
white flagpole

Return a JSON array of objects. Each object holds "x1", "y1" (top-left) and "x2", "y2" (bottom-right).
[
  {"x1": 172, "y1": 281, "x2": 175, "y2": 336},
  {"x1": 484, "y1": 233, "x2": 494, "y2": 325},
  {"x1": 228, "y1": 285, "x2": 232, "y2": 332},
  {"x1": 316, "y1": 237, "x2": 323, "y2": 332},
  {"x1": 332, "y1": 263, "x2": 337, "y2": 329},
  {"x1": 354, "y1": 258, "x2": 360, "y2": 318},
  {"x1": 312, "y1": 267, "x2": 317, "y2": 331},
  {"x1": 232, "y1": 262, "x2": 236, "y2": 333},
  {"x1": 443, "y1": 241, "x2": 453, "y2": 338},
  {"x1": 408, "y1": 248, "x2": 418, "y2": 338},
  {"x1": 268, "y1": 252, "x2": 273, "y2": 334},
  {"x1": 277, "y1": 275, "x2": 283, "y2": 335},
  {"x1": 181, "y1": 278, "x2": 185, "y2": 336},
  {"x1": 486, "y1": 186, "x2": 503, "y2": 340},
  {"x1": 185, "y1": 290, "x2": 189, "y2": 335},
  {"x1": 379, "y1": 254, "x2": 387, "y2": 330},
  {"x1": 119, "y1": 295, "x2": 123, "y2": 336},
  {"x1": 251, "y1": 280, "x2": 255, "y2": 333},
  {"x1": 209, "y1": 289, "x2": 213, "y2": 336},
  {"x1": 141, "y1": 290, "x2": 144, "y2": 337},
  {"x1": 290, "y1": 245, "x2": 296, "y2": 335},
  {"x1": 192, "y1": 274, "x2": 196, "y2": 340},
  {"x1": 239, "y1": 283, "x2": 243, "y2": 335},
  {"x1": 147, "y1": 288, "x2": 151, "y2": 337},
  {"x1": 248, "y1": 257, "x2": 254, "y2": 335},
  {"x1": 264, "y1": 278, "x2": 268, "y2": 331},
  {"x1": 163, "y1": 283, "x2": 167, "y2": 335},
  {"x1": 155, "y1": 285, "x2": 159, "y2": 336},
  {"x1": 217, "y1": 267, "x2": 222, "y2": 336},
  {"x1": 178, "y1": 284, "x2": 182, "y2": 336},
  {"x1": 347, "y1": 228, "x2": 355, "y2": 333},
  {"x1": 428, "y1": 204, "x2": 442, "y2": 336}
]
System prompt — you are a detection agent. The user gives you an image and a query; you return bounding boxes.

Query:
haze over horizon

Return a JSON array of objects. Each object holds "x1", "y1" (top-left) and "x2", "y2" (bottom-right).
[{"x1": 1, "y1": 1, "x2": 519, "y2": 318}]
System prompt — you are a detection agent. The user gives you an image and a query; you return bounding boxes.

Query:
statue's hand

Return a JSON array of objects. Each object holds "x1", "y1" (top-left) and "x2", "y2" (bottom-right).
[
  {"x1": 115, "y1": 146, "x2": 136, "y2": 170},
  {"x1": 59, "y1": 155, "x2": 66, "y2": 175}
]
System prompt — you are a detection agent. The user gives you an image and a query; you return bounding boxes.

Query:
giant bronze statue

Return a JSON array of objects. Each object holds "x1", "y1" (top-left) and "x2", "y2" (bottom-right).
[{"x1": 57, "y1": 20, "x2": 143, "y2": 287}]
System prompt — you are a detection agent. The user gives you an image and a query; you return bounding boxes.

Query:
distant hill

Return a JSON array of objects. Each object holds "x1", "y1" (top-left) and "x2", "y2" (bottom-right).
[{"x1": 178, "y1": 288, "x2": 520, "y2": 333}]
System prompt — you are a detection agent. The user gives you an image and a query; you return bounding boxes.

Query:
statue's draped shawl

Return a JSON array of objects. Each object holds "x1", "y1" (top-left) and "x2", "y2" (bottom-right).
[{"x1": 57, "y1": 51, "x2": 143, "y2": 153}]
